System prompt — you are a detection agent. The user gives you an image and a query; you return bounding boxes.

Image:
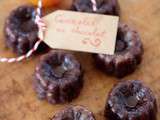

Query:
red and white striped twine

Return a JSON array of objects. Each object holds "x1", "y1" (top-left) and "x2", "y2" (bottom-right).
[
  {"x1": 0, "y1": 0, "x2": 46, "y2": 63},
  {"x1": 91, "y1": 0, "x2": 97, "y2": 11}
]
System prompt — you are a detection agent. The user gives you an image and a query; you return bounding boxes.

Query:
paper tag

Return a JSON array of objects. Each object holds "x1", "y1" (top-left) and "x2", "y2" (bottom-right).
[{"x1": 43, "y1": 10, "x2": 119, "y2": 55}]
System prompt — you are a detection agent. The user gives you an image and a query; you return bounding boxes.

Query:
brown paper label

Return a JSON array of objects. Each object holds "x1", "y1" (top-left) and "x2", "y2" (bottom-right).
[{"x1": 43, "y1": 10, "x2": 119, "y2": 55}]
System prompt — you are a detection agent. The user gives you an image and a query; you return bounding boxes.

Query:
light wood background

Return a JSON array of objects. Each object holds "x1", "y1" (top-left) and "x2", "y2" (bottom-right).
[{"x1": 0, "y1": 0, "x2": 160, "y2": 120}]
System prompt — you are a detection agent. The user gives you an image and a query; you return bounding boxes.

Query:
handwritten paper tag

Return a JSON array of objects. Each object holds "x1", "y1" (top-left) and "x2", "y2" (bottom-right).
[{"x1": 43, "y1": 10, "x2": 119, "y2": 55}]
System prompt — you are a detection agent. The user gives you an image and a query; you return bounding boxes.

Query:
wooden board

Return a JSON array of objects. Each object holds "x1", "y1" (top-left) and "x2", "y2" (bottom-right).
[{"x1": 0, "y1": 0, "x2": 160, "y2": 120}]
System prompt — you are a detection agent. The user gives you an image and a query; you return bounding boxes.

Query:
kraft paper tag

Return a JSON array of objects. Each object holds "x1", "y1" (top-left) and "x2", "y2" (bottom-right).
[{"x1": 43, "y1": 10, "x2": 119, "y2": 55}]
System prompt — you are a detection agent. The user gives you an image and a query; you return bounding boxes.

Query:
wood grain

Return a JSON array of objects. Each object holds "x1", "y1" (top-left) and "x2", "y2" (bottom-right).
[{"x1": 0, "y1": 0, "x2": 160, "y2": 120}]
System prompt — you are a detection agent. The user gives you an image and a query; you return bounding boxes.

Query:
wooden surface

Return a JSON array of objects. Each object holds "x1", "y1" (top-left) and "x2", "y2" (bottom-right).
[{"x1": 0, "y1": 0, "x2": 160, "y2": 120}]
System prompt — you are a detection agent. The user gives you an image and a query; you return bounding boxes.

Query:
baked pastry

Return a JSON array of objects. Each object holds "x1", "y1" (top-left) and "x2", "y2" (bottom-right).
[
  {"x1": 34, "y1": 50, "x2": 83, "y2": 104},
  {"x1": 4, "y1": 5, "x2": 47, "y2": 55},
  {"x1": 71, "y1": 0, "x2": 120, "y2": 16},
  {"x1": 105, "y1": 80, "x2": 157, "y2": 120},
  {"x1": 52, "y1": 106, "x2": 95, "y2": 120},
  {"x1": 93, "y1": 23, "x2": 143, "y2": 78}
]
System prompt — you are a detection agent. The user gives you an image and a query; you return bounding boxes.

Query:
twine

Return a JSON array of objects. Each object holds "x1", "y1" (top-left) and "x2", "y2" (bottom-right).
[{"x1": 91, "y1": 0, "x2": 97, "y2": 11}]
